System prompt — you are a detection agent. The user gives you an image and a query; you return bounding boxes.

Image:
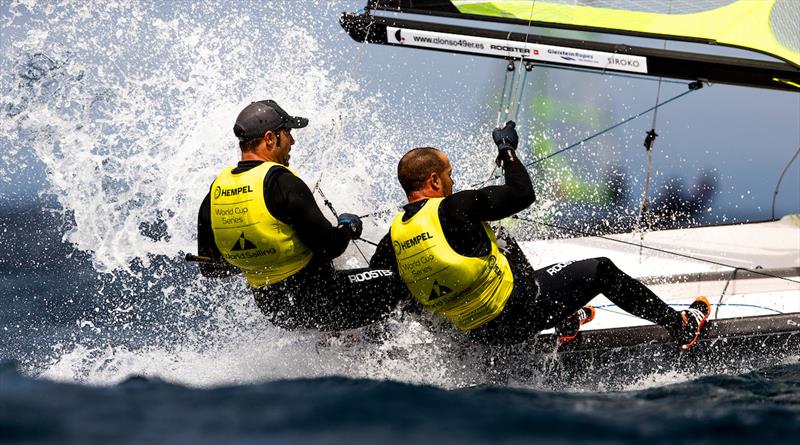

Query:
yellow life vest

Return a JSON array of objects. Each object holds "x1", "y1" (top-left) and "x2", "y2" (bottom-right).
[
  {"x1": 210, "y1": 162, "x2": 312, "y2": 287},
  {"x1": 390, "y1": 198, "x2": 514, "y2": 331}
]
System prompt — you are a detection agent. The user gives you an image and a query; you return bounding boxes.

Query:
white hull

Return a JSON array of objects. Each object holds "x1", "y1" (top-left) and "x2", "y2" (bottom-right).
[{"x1": 519, "y1": 215, "x2": 800, "y2": 331}]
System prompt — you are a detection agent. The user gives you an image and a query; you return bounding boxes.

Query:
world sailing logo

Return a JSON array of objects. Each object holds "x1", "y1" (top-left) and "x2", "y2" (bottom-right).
[
  {"x1": 231, "y1": 232, "x2": 257, "y2": 251},
  {"x1": 428, "y1": 279, "x2": 453, "y2": 303},
  {"x1": 395, "y1": 29, "x2": 405, "y2": 44}
]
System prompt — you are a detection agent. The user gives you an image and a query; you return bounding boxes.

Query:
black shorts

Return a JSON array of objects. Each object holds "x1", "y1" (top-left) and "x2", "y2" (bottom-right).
[{"x1": 252, "y1": 263, "x2": 406, "y2": 331}]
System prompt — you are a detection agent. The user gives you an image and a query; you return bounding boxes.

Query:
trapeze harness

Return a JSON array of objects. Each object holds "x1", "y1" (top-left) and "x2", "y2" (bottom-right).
[
  {"x1": 390, "y1": 198, "x2": 514, "y2": 331},
  {"x1": 210, "y1": 162, "x2": 312, "y2": 287}
]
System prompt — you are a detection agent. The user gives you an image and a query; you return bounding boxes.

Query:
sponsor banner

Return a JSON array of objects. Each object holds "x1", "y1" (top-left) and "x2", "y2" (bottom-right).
[{"x1": 386, "y1": 26, "x2": 648, "y2": 74}]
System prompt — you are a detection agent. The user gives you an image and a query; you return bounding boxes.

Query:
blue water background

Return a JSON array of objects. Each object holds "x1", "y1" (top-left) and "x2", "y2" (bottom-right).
[{"x1": 3, "y1": 360, "x2": 800, "y2": 445}]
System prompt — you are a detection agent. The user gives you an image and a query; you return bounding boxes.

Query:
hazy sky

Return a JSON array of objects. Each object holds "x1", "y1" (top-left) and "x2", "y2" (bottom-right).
[{"x1": 1, "y1": 0, "x2": 798, "y2": 221}]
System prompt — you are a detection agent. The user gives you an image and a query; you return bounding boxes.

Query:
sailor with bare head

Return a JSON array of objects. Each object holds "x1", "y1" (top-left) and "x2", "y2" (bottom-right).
[{"x1": 370, "y1": 121, "x2": 711, "y2": 349}]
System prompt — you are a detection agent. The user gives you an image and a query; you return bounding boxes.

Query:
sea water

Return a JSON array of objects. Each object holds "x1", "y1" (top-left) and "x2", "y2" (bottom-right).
[{"x1": 1, "y1": 1, "x2": 799, "y2": 444}]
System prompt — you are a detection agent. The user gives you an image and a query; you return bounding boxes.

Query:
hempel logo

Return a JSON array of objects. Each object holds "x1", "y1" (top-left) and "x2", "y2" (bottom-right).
[
  {"x1": 214, "y1": 185, "x2": 253, "y2": 199},
  {"x1": 393, "y1": 232, "x2": 434, "y2": 255}
]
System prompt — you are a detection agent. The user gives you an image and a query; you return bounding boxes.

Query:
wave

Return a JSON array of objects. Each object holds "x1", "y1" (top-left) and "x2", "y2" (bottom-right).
[{"x1": 3, "y1": 360, "x2": 800, "y2": 444}]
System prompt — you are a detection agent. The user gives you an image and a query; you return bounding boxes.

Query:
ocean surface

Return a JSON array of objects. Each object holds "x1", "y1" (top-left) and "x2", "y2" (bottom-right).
[
  {"x1": 2, "y1": 360, "x2": 800, "y2": 445},
  {"x1": 2, "y1": 202, "x2": 800, "y2": 445},
  {"x1": 2, "y1": 1, "x2": 799, "y2": 444}
]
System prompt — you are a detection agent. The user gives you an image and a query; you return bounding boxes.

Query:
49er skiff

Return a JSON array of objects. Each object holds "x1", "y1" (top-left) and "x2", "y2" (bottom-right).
[{"x1": 339, "y1": 1, "x2": 800, "y2": 360}]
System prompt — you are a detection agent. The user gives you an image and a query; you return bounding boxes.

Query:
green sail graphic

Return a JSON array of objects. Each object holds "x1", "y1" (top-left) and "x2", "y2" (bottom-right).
[
  {"x1": 450, "y1": 0, "x2": 800, "y2": 68},
  {"x1": 370, "y1": 1, "x2": 800, "y2": 68}
]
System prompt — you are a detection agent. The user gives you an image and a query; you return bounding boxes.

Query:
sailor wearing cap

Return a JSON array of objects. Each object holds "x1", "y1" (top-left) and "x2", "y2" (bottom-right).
[{"x1": 196, "y1": 100, "x2": 405, "y2": 331}]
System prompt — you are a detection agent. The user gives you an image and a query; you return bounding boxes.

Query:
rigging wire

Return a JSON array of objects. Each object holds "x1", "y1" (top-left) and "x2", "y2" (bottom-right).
[
  {"x1": 511, "y1": 215, "x2": 800, "y2": 285},
  {"x1": 596, "y1": 301, "x2": 784, "y2": 318},
  {"x1": 481, "y1": 1, "x2": 537, "y2": 189},
  {"x1": 523, "y1": 82, "x2": 702, "y2": 169},
  {"x1": 477, "y1": 3, "x2": 539, "y2": 198},
  {"x1": 635, "y1": 32, "x2": 670, "y2": 261},
  {"x1": 496, "y1": 61, "x2": 516, "y2": 127},
  {"x1": 771, "y1": 145, "x2": 800, "y2": 220},
  {"x1": 715, "y1": 268, "x2": 742, "y2": 319},
  {"x1": 302, "y1": 9, "x2": 380, "y2": 260},
  {"x1": 471, "y1": 81, "x2": 703, "y2": 187},
  {"x1": 636, "y1": 140, "x2": 654, "y2": 260},
  {"x1": 312, "y1": 182, "x2": 371, "y2": 265},
  {"x1": 506, "y1": 0, "x2": 536, "y2": 125},
  {"x1": 513, "y1": 63, "x2": 533, "y2": 123},
  {"x1": 482, "y1": 62, "x2": 518, "y2": 188},
  {"x1": 537, "y1": 64, "x2": 688, "y2": 85}
]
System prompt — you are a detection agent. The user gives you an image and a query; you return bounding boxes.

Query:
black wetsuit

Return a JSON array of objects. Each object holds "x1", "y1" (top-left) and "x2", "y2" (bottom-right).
[
  {"x1": 197, "y1": 161, "x2": 404, "y2": 331},
  {"x1": 370, "y1": 150, "x2": 684, "y2": 344}
]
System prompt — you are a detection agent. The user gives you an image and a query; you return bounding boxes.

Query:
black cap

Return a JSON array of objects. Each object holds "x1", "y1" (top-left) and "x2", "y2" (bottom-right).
[{"x1": 232, "y1": 100, "x2": 309, "y2": 141}]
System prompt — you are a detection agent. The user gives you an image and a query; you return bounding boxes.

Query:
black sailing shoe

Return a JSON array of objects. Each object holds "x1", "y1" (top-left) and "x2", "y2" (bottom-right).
[
  {"x1": 556, "y1": 306, "x2": 596, "y2": 345},
  {"x1": 677, "y1": 296, "x2": 711, "y2": 351}
]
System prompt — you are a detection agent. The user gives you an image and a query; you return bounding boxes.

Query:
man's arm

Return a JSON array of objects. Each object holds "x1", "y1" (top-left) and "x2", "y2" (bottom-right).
[
  {"x1": 267, "y1": 168, "x2": 352, "y2": 262},
  {"x1": 197, "y1": 191, "x2": 240, "y2": 278},
  {"x1": 368, "y1": 232, "x2": 398, "y2": 272},
  {"x1": 443, "y1": 147, "x2": 535, "y2": 222}
]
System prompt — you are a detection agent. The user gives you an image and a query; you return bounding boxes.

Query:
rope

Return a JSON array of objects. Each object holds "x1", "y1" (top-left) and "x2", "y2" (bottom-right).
[
  {"x1": 359, "y1": 207, "x2": 396, "y2": 219},
  {"x1": 470, "y1": 81, "x2": 702, "y2": 188},
  {"x1": 635, "y1": 32, "x2": 670, "y2": 261},
  {"x1": 524, "y1": 82, "x2": 702, "y2": 170},
  {"x1": 714, "y1": 267, "x2": 742, "y2": 318},
  {"x1": 636, "y1": 146, "x2": 653, "y2": 260},
  {"x1": 483, "y1": 2, "x2": 537, "y2": 188},
  {"x1": 537, "y1": 64, "x2": 689, "y2": 85},
  {"x1": 506, "y1": 60, "x2": 525, "y2": 124},
  {"x1": 596, "y1": 301, "x2": 785, "y2": 317},
  {"x1": 312, "y1": 183, "x2": 370, "y2": 265},
  {"x1": 484, "y1": 64, "x2": 516, "y2": 188},
  {"x1": 505, "y1": 0, "x2": 536, "y2": 125},
  {"x1": 356, "y1": 237, "x2": 379, "y2": 247},
  {"x1": 511, "y1": 215, "x2": 800, "y2": 285},
  {"x1": 513, "y1": 63, "x2": 532, "y2": 123},
  {"x1": 294, "y1": 113, "x2": 342, "y2": 172},
  {"x1": 771, "y1": 145, "x2": 800, "y2": 219},
  {"x1": 496, "y1": 62, "x2": 515, "y2": 127}
]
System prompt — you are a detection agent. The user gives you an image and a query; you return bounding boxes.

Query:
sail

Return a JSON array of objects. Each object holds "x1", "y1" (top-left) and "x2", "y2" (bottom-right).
[
  {"x1": 347, "y1": 1, "x2": 800, "y2": 90},
  {"x1": 369, "y1": 1, "x2": 800, "y2": 69}
]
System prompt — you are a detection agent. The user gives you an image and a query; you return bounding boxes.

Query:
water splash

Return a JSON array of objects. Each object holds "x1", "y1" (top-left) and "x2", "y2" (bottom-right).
[
  {"x1": 0, "y1": 0, "x2": 503, "y2": 388},
  {"x1": 0, "y1": 1, "x2": 398, "y2": 272},
  {"x1": 3, "y1": 1, "x2": 793, "y2": 391}
]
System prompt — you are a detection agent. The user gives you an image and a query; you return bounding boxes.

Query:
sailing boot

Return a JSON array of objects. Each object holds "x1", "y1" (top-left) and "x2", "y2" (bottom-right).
[
  {"x1": 555, "y1": 306, "x2": 596, "y2": 345},
  {"x1": 676, "y1": 296, "x2": 711, "y2": 351}
]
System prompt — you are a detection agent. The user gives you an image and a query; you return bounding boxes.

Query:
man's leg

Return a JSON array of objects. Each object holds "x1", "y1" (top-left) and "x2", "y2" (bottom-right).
[{"x1": 530, "y1": 257, "x2": 683, "y2": 333}]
